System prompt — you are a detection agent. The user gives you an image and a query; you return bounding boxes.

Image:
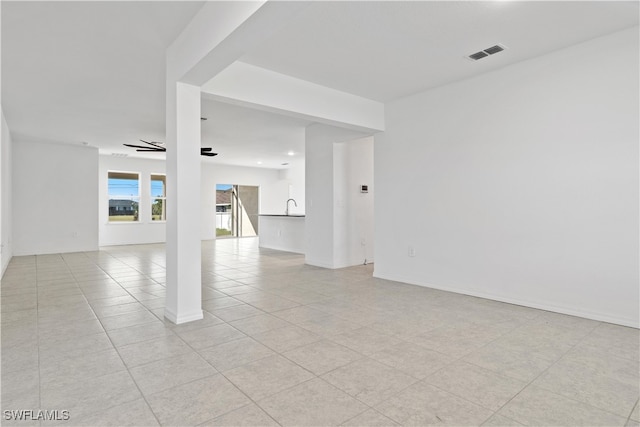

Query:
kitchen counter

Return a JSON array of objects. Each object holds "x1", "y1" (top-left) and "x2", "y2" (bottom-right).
[
  {"x1": 258, "y1": 215, "x2": 305, "y2": 254},
  {"x1": 259, "y1": 214, "x2": 306, "y2": 217}
]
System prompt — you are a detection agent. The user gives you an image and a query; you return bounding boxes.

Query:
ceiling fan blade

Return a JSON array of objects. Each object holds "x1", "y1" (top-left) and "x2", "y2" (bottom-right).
[
  {"x1": 126, "y1": 140, "x2": 212, "y2": 156},
  {"x1": 123, "y1": 143, "x2": 153, "y2": 149},
  {"x1": 139, "y1": 139, "x2": 165, "y2": 149}
]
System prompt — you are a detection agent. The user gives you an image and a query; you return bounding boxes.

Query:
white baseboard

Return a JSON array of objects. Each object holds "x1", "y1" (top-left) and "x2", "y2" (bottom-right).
[
  {"x1": 1, "y1": 253, "x2": 11, "y2": 279},
  {"x1": 332, "y1": 257, "x2": 375, "y2": 269},
  {"x1": 305, "y1": 257, "x2": 335, "y2": 269},
  {"x1": 259, "y1": 244, "x2": 304, "y2": 254},
  {"x1": 164, "y1": 308, "x2": 203, "y2": 325},
  {"x1": 306, "y1": 256, "x2": 374, "y2": 270},
  {"x1": 373, "y1": 269, "x2": 639, "y2": 329}
]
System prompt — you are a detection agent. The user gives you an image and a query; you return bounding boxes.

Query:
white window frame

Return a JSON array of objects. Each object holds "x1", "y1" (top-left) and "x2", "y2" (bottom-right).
[
  {"x1": 107, "y1": 171, "x2": 140, "y2": 223},
  {"x1": 150, "y1": 173, "x2": 167, "y2": 222}
]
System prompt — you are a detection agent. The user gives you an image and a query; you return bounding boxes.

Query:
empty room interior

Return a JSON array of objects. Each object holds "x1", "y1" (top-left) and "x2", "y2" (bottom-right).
[{"x1": 1, "y1": 1, "x2": 639, "y2": 426}]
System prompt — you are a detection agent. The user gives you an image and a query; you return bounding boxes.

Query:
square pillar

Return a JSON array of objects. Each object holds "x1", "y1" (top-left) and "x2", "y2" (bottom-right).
[{"x1": 165, "y1": 81, "x2": 203, "y2": 324}]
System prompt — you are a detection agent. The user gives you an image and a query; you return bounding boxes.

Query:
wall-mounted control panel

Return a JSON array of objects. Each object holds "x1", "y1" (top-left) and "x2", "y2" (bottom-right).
[{"x1": 360, "y1": 185, "x2": 368, "y2": 193}]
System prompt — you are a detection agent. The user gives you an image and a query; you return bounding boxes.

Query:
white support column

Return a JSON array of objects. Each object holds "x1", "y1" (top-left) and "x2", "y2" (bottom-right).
[
  {"x1": 304, "y1": 127, "x2": 335, "y2": 268},
  {"x1": 163, "y1": 1, "x2": 310, "y2": 324},
  {"x1": 305, "y1": 124, "x2": 371, "y2": 269},
  {"x1": 165, "y1": 81, "x2": 203, "y2": 324}
]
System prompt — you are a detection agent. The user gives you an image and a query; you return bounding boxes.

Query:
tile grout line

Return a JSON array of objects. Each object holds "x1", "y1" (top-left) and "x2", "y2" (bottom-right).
[
  {"x1": 214, "y1": 270, "x2": 516, "y2": 425},
  {"x1": 35, "y1": 256, "x2": 43, "y2": 417},
  {"x1": 35, "y1": 254, "x2": 82, "y2": 417},
  {"x1": 83, "y1": 261, "x2": 288, "y2": 425},
  {"x1": 11, "y1": 243, "x2": 636, "y2": 427},
  {"x1": 67, "y1": 251, "x2": 164, "y2": 427},
  {"x1": 394, "y1": 315, "x2": 606, "y2": 424},
  {"x1": 486, "y1": 317, "x2": 632, "y2": 422},
  {"x1": 165, "y1": 316, "x2": 285, "y2": 426},
  {"x1": 390, "y1": 318, "x2": 524, "y2": 424},
  {"x1": 168, "y1": 293, "x2": 382, "y2": 426},
  {"x1": 625, "y1": 398, "x2": 639, "y2": 426}
]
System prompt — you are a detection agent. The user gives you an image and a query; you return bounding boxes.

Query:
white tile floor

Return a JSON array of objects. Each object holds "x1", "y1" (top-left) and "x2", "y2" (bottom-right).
[{"x1": 1, "y1": 238, "x2": 638, "y2": 426}]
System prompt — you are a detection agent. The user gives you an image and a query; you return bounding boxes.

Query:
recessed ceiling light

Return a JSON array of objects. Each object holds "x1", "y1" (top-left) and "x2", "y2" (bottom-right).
[
  {"x1": 257, "y1": 161, "x2": 263, "y2": 165},
  {"x1": 287, "y1": 151, "x2": 294, "y2": 156}
]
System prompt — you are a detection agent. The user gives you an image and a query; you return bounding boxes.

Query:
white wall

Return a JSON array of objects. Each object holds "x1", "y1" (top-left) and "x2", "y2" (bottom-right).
[
  {"x1": 278, "y1": 158, "x2": 305, "y2": 215},
  {"x1": 13, "y1": 140, "x2": 99, "y2": 255},
  {"x1": 259, "y1": 216, "x2": 305, "y2": 253},
  {"x1": 306, "y1": 125, "x2": 375, "y2": 268},
  {"x1": 201, "y1": 163, "x2": 291, "y2": 240},
  {"x1": 1, "y1": 110, "x2": 13, "y2": 275},
  {"x1": 305, "y1": 125, "x2": 337, "y2": 267},
  {"x1": 100, "y1": 154, "x2": 292, "y2": 245},
  {"x1": 374, "y1": 27, "x2": 639, "y2": 327},
  {"x1": 99, "y1": 155, "x2": 167, "y2": 246},
  {"x1": 334, "y1": 137, "x2": 375, "y2": 266}
]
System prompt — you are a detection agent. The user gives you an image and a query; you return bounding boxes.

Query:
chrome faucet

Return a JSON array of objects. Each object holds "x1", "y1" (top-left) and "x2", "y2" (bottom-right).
[{"x1": 285, "y1": 198, "x2": 297, "y2": 216}]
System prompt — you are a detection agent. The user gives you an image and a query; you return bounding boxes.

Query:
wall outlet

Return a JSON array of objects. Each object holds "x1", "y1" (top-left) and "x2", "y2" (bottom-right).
[{"x1": 408, "y1": 246, "x2": 416, "y2": 257}]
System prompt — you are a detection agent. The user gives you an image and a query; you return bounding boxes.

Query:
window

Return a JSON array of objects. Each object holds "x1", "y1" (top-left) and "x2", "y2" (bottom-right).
[
  {"x1": 108, "y1": 172, "x2": 139, "y2": 222},
  {"x1": 151, "y1": 174, "x2": 166, "y2": 221}
]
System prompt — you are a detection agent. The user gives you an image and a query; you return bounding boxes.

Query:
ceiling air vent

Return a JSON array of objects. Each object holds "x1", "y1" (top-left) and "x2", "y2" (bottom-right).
[
  {"x1": 484, "y1": 45, "x2": 504, "y2": 55},
  {"x1": 467, "y1": 44, "x2": 507, "y2": 61},
  {"x1": 468, "y1": 51, "x2": 489, "y2": 61}
]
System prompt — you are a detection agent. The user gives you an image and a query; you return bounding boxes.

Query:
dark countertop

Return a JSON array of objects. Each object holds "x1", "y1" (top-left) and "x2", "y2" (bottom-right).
[{"x1": 259, "y1": 214, "x2": 306, "y2": 218}]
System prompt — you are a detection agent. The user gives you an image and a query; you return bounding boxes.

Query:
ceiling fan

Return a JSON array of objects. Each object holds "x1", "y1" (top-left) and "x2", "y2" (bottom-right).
[{"x1": 123, "y1": 140, "x2": 218, "y2": 157}]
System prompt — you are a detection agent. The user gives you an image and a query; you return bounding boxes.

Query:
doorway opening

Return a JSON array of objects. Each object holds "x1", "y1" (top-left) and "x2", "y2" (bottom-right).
[{"x1": 216, "y1": 184, "x2": 259, "y2": 238}]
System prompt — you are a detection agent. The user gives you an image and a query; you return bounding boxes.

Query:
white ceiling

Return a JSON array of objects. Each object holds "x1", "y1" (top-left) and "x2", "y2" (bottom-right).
[
  {"x1": 200, "y1": 99, "x2": 310, "y2": 169},
  {"x1": 1, "y1": 1, "x2": 204, "y2": 148},
  {"x1": 2, "y1": 1, "x2": 638, "y2": 168},
  {"x1": 241, "y1": 1, "x2": 640, "y2": 102}
]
